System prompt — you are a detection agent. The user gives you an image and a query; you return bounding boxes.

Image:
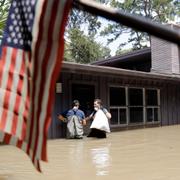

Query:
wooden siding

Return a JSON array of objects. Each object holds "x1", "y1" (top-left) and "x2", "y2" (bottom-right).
[
  {"x1": 49, "y1": 71, "x2": 180, "y2": 139},
  {"x1": 151, "y1": 36, "x2": 180, "y2": 74},
  {"x1": 160, "y1": 84, "x2": 180, "y2": 126}
]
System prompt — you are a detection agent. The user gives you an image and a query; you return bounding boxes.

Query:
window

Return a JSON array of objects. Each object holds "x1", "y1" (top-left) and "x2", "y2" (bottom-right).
[
  {"x1": 146, "y1": 108, "x2": 159, "y2": 122},
  {"x1": 109, "y1": 86, "x2": 160, "y2": 126},
  {"x1": 110, "y1": 109, "x2": 118, "y2": 125},
  {"x1": 128, "y1": 88, "x2": 143, "y2": 123},
  {"x1": 119, "y1": 108, "x2": 127, "y2": 124},
  {"x1": 129, "y1": 88, "x2": 143, "y2": 106},
  {"x1": 110, "y1": 108, "x2": 127, "y2": 125},
  {"x1": 146, "y1": 89, "x2": 158, "y2": 105},
  {"x1": 110, "y1": 87, "x2": 126, "y2": 106},
  {"x1": 146, "y1": 89, "x2": 160, "y2": 123},
  {"x1": 129, "y1": 107, "x2": 143, "y2": 123},
  {"x1": 109, "y1": 87, "x2": 127, "y2": 125}
]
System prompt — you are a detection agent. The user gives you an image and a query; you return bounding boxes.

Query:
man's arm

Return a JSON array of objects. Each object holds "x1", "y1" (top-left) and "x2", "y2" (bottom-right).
[
  {"x1": 58, "y1": 110, "x2": 68, "y2": 122},
  {"x1": 58, "y1": 114, "x2": 66, "y2": 121},
  {"x1": 102, "y1": 108, "x2": 111, "y2": 119}
]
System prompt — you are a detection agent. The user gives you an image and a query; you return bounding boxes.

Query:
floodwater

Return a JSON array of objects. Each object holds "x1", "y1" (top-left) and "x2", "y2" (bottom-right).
[{"x1": 0, "y1": 125, "x2": 180, "y2": 180}]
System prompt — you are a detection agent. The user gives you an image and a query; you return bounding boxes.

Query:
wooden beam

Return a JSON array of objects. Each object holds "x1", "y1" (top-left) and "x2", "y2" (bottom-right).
[{"x1": 73, "y1": 0, "x2": 180, "y2": 45}]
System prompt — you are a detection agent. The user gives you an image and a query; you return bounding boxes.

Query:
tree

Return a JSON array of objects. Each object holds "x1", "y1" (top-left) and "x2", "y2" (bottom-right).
[
  {"x1": 100, "y1": 0, "x2": 179, "y2": 54},
  {"x1": 0, "y1": 0, "x2": 11, "y2": 41},
  {"x1": 64, "y1": 28, "x2": 110, "y2": 63},
  {"x1": 64, "y1": 1, "x2": 111, "y2": 63},
  {"x1": 67, "y1": 7, "x2": 101, "y2": 37},
  {"x1": 115, "y1": 47, "x2": 132, "y2": 55},
  {"x1": 67, "y1": 0, "x2": 109, "y2": 36}
]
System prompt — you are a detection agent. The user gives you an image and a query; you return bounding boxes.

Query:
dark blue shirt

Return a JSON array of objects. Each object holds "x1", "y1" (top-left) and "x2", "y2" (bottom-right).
[{"x1": 62, "y1": 109, "x2": 85, "y2": 120}]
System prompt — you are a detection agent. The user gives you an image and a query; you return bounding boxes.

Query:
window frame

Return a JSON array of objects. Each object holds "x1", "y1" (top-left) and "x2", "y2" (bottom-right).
[{"x1": 109, "y1": 85, "x2": 161, "y2": 127}]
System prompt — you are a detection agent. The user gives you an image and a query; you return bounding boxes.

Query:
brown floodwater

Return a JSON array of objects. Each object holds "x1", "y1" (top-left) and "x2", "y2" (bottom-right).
[{"x1": 0, "y1": 125, "x2": 180, "y2": 180}]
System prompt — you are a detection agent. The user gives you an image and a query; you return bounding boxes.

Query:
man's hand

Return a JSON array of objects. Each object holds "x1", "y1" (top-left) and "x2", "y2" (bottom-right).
[{"x1": 58, "y1": 115, "x2": 66, "y2": 122}]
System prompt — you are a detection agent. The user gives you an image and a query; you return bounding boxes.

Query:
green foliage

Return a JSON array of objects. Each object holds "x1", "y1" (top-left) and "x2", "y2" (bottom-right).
[
  {"x1": 65, "y1": 0, "x2": 112, "y2": 63},
  {"x1": 64, "y1": 28, "x2": 110, "y2": 63},
  {"x1": 67, "y1": 5, "x2": 101, "y2": 37},
  {"x1": 0, "y1": 0, "x2": 10, "y2": 40},
  {"x1": 115, "y1": 48, "x2": 132, "y2": 55}
]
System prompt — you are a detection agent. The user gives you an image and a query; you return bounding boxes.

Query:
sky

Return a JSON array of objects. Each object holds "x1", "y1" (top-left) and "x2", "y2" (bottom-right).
[
  {"x1": 94, "y1": 17, "x2": 132, "y2": 56},
  {"x1": 96, "y1": 31, "x2": 130, "y2": 56}
]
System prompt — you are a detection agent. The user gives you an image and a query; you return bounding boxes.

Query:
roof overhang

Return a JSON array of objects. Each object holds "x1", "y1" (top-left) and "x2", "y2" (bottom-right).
[
  {"x1": 91, "y1": 48, "x2": 151, "y2": 66},
  {"x1": 61, "y1": 61, "x2": 180, "y2": 82}
]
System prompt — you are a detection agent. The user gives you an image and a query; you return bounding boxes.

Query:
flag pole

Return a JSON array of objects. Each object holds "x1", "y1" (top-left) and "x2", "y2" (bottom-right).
[{"x1": 73, "y1": 0, "x2": 180, "y2": 45}]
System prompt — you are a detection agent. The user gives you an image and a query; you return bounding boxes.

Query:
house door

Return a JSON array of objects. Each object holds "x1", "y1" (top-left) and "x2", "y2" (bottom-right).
[{"x1": 71, "y1": 84, "x2": 95, "y2": 116}]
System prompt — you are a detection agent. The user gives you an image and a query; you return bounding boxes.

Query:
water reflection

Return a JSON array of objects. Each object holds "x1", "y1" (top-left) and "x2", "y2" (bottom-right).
[
  {"x1": 68, "y1": 140, "x2": 85, "y2": 166},
  {"x1": 91, "y1": 144, "x2": 111, "y2": 176}
]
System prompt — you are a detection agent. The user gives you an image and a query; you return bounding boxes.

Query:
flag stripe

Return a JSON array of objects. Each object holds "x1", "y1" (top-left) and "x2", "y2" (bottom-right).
[
  {"x1": 41, "y1": 0, "x2": 71, "y2": 160},
  {"x1": 5, "y1": 49, "x2": 21, "y2": 134},
  {"x1": 32, "y1": 0, "x2": 65, "y2": 162},
  {"x1": 26, "y1": 0, "x2": 47, "y2": 157},
  {"x1": 24, "y1": 0, "x2": 44, "y2": 152},
  {"x1": 0, "y1": 48, "x2": 12, "y2": 88},
  {"x1": 31, "y1": 0, "x2": 55, "y2": 162},
  {"x1": 32, "y1": 0, "x2": 57, "y2": 162},
  {"x1": 0, "y1": 48, "x2": 7, "y2": 86},
  {"x1": 40, "y1": 0, "x2": 73, "y2": 161},
  {"x1": 11, "y1": 50, "x2": 24, "y2": 136},
  {"x1": 0, "y1": 48, "x2": 14, "y2": 130},
  {"x1": 16, "y1": 51, "x2": 31, "y2": 140}
]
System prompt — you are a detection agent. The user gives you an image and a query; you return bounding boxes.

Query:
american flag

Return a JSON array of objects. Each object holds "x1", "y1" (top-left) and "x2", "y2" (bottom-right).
[{"x1": 0, "y1": 0, "x2": 72, "y2": 171}]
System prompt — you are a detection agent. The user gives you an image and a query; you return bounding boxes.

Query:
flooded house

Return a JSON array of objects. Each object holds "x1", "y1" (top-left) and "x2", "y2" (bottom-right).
[{"x1": 49, "y1": 24, "x2": 180, "y2": 138}]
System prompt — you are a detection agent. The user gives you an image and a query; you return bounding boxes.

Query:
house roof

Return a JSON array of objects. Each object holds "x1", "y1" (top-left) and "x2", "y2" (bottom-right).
[
  {"x1": 91, "y1": 48, "x2": 151, "y2": 67},
  {"x1": 61, "y1": 61, "x2": 180, "y2": 82}
]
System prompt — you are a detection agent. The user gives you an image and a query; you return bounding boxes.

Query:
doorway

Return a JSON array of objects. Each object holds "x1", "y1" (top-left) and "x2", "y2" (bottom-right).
[{"x1": 71, "y1": 84, "x2": 95, "y2": 116}]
